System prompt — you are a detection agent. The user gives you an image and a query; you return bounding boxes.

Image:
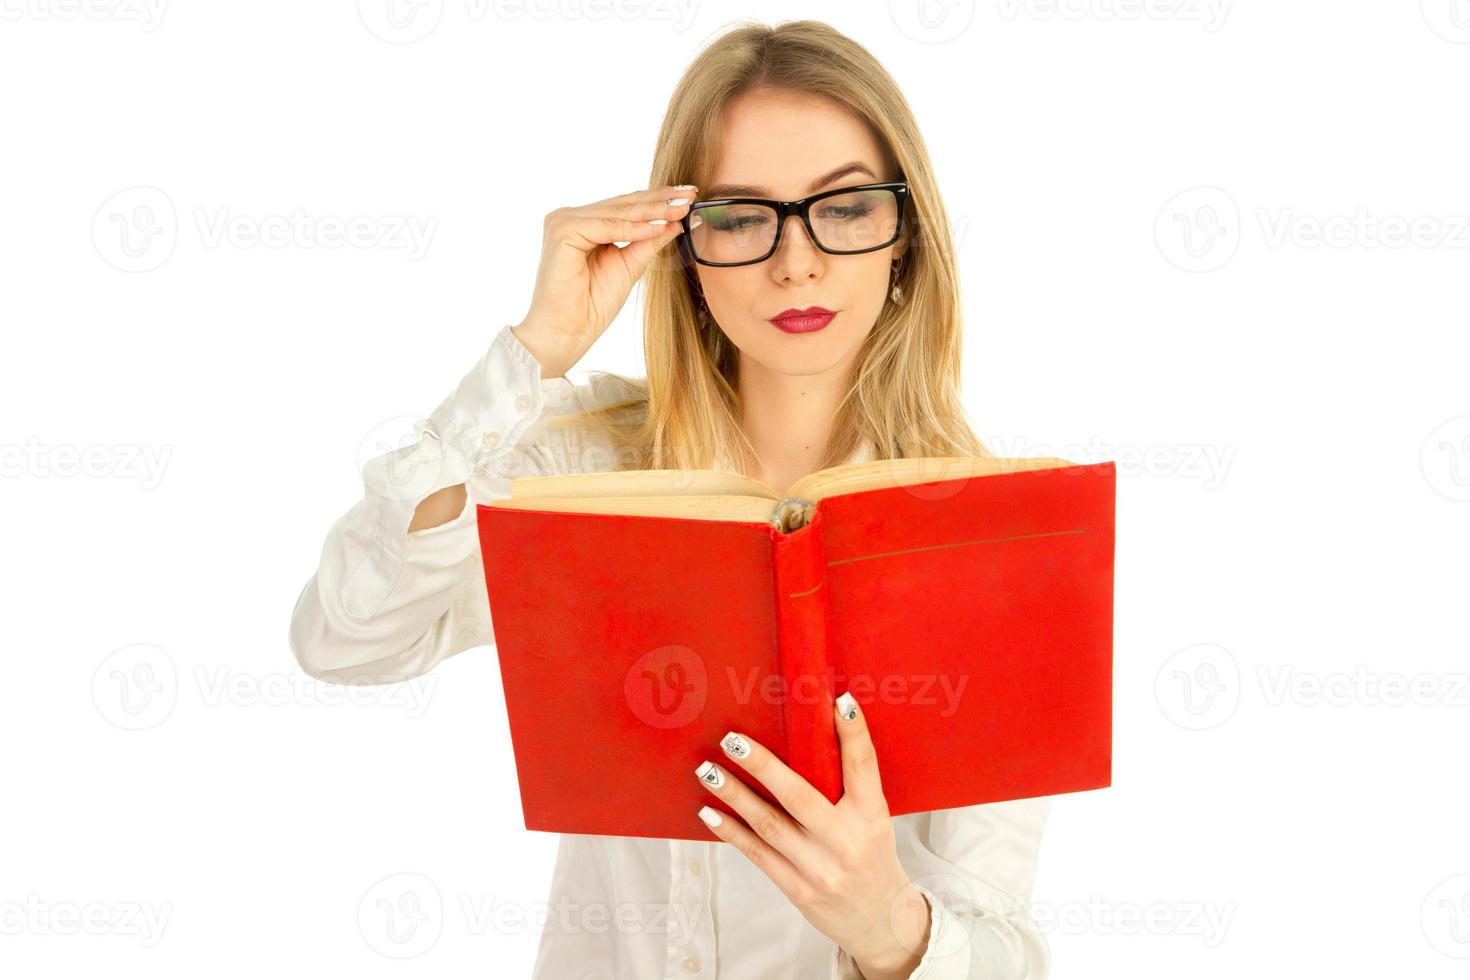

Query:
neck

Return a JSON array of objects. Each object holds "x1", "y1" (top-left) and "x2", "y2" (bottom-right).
[{"x1": 735, "y1": 349, "x2": 855, "y2": 495}]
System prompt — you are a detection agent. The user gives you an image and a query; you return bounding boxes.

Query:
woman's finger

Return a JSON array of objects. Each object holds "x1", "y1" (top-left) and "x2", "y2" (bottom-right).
[
  {"x1": 560, "y1": 185, "x2": 697, "y2": 261},
  {"x1": 574, "y1": 186, "x2": 698, "y2": 224},
  {"x1": 584, "y1": 182, "x2": 697, "y2": 210},
  {"x1": 833, "y1": 691, "x2": 888, "y2": 815},
  {"x1": 546, "y1": 207, "x2": 683, "y2": 252},
  {"x1": 694, "y1": 761, "x2": 827, "y2": 872},
  {"x1": 717, "y1": 731, "x2": 839, "y2": 836},
  {"x1": 696, "y1": 804, "x2": 811, "y2": 905}
]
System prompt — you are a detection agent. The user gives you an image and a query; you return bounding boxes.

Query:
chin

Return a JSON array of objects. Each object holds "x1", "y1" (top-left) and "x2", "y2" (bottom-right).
[{"x1": 741, "y1": 328, "x2": 863, "y2": 377}]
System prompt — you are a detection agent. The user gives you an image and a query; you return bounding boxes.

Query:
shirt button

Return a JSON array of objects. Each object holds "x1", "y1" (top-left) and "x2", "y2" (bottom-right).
[
  {"x1": 483, "y1": 431, "x2": 502, "y2": 449},
  {"x1": 688, "y1": 859, "x2": 702, "y2": 876},
  {"x1": 514, "y1": 393, "x2": 532, "y2": 412},
  {"x1": 682, "y1": 956, "x2": 700, "y2": 973}
]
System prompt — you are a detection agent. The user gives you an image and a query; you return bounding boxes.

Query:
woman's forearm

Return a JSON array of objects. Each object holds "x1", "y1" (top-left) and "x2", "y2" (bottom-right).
[{"x1": 408, "y1": 483, "x2": 468, "y2": 533}]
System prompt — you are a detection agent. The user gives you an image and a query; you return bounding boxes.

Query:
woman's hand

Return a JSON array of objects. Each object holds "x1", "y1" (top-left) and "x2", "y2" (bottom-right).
[
  {"x1": 694, "y1": 691, "x2": 932, "y2": 980},
  {"x1": 513, "y1": 183, "x2": 699, "y2": 378}
]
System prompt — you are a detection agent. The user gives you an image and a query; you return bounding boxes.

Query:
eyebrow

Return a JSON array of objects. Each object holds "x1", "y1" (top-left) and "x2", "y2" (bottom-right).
[{"x1": 704, "y1": 161, "x2": 880, "y2": 200}]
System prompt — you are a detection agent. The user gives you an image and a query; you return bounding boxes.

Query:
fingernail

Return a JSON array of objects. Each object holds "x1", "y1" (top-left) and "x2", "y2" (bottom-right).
[
  {"x1": 720, "y1": 732, "x2": 750, "y2": 759},
  {"x1": 690, "y1": 215, "x2": 702, "y2": 229},
  {"x1": 675, "y1": 183, "x2": 696, "y2": 190},
  {"x1": 698, "y1": 805, "x2": 723, "y2": 828},
  {"x1": 648, "y1": 218, "x2": 668, "y2": 225},
  {"x1": 695, "y1": 760, "x2": 725, "y2": 789},
  {"x1": 666, "y1": 197, "x2": 690, "y2": 206},
  {"x1": 835, "y1": 691, "x2": 858, "y2": 721}
]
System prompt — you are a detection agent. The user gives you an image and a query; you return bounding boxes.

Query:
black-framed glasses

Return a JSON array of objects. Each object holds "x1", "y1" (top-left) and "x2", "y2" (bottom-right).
[{"x1": 679, "y1": 180, "x2": 908, "y2": 267}]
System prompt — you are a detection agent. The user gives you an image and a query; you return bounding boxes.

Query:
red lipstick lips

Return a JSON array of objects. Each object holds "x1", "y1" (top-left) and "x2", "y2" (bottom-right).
[{"x1": 769, "y1": 306, "x2": 836, "y2": 334}]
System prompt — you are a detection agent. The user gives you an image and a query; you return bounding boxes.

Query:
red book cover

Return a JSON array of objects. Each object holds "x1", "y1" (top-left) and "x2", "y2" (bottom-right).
[{"x1": 476, "y1": 461, "x2": 1115, "y2": 842}]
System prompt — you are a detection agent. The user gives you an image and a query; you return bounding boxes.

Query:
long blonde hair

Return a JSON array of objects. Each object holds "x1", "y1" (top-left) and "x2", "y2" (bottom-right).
[{"x1": 562, "y1": 18, "x2": 988, "y2": 474}]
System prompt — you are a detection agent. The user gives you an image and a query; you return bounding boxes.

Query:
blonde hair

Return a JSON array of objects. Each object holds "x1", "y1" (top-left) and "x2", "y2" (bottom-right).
[{"x1": 562, "y1": 18, "x2": 988, "y2": 475}]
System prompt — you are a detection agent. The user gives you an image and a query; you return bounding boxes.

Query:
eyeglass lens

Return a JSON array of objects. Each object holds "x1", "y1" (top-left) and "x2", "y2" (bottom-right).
[{"x1": 688, "y1": 188, "x2": 900, "y2": 264}]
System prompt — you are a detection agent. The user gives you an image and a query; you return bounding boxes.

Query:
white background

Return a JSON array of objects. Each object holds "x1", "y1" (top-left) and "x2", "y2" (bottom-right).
[{"x1": 3, "y1": 1, "x2": 1469, "y2": 976}]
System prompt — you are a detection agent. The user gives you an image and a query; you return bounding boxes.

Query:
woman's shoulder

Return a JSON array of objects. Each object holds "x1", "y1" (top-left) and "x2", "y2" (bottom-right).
[
  {"x1": 523, "y1": 361, "x2": 648, "y2": 475},
  {"x1": 545, "y1": 366, "x2": 647, "y2": 412}
]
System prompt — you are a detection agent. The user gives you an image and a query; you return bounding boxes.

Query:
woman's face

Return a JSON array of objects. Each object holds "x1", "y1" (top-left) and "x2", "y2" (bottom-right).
[{"x1": 694, "y1": 88, "x2": 906, "y2": 380}]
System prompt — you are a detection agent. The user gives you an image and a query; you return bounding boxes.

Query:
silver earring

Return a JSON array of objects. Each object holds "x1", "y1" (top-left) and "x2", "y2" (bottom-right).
[{"x1": 889, "y1": 263, "x2": 905, "y2": 306}]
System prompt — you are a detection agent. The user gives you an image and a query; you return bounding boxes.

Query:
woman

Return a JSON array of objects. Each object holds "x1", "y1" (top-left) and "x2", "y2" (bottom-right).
[{"x1": 290, "y1": 19, "x2": 1051, "y2": 980}]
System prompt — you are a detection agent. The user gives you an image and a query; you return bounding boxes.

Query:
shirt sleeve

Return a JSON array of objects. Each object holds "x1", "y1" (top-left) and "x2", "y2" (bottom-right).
[
  {"x1": 288, "y1": 323, "x2": 615, "y2": 685},
  {"x1": 830, "y1": 797, "x2": 1052, "y2": 980}
]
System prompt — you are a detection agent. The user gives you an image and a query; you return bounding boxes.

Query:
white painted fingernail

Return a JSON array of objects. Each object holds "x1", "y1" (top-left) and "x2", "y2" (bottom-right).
[
  {"x1": 675, "y1": 183, "x2": 696, "y2": 190},
  {"x1": 721, "y1": 732, "x2": 751, "y2": 759},
  {"x1": 695, "y1": 760, "x2": 724, "y2": 789},
  {"x1": 836, "y1": 691, "x2": 858, "y2": 721},
  {"x1": 667, "y1": 197, "x2": 690, "y2": 206},
  {"x1": 698, "y1": 805, "x2": 723, "y2": 828},
  {"x1": 648, "y1": 218, "x2": 668, "y2": 225},
  {"x1": 690, "y1": 215, "x2": 702, "y2": 229}
]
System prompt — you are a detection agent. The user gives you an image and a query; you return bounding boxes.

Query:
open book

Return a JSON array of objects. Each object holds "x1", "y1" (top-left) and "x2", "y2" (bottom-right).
[{"x1": 477, "y1": 455, "x2": 1115, "y2": 841}]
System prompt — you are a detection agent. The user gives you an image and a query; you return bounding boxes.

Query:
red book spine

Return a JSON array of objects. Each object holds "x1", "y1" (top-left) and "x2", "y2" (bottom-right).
[{"x1": 769, "y1": 507, "x2": 842, "y2": 804}]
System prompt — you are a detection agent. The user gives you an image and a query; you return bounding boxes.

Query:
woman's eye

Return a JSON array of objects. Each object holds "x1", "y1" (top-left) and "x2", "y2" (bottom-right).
[
  {"x1": 710, "y1": 213, "x2": 767, "y2": 232},
  {"x1": 818, "y1": 203, "x2": 875, "y2": 221}
]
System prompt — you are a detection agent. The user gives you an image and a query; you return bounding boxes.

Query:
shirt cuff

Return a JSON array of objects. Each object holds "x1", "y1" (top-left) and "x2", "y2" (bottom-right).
[
  {"x1": 341, "y1": 324, "x2": 549, "y2": 620},
  {"x1": 423, "y1": 322, "x2": 551, "y2": 475},
  {"x1": 830, "y1": 883, "x2": 954, "y2": 980}
]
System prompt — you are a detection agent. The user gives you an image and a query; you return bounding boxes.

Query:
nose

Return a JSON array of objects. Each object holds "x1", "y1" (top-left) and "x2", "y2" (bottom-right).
[{"x1": 769, "y1": 213, "x2": 823, "y2": 280}]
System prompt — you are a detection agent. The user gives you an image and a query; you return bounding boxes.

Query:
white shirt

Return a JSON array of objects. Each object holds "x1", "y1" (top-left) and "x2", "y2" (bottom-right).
[{"x1": 289, "y1": 323, "x2": 1053, "y2": 979}]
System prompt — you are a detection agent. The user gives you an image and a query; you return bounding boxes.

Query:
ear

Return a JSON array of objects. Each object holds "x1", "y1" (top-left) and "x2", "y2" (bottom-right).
[{"x1": 891, "y1": 229, "x2": 910, "y2": 263}]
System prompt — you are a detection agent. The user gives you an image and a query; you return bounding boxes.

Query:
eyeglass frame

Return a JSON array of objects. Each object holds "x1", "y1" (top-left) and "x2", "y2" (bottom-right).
[{"x1": 677, "y1": 179, "x2": 909, "y2": 268}]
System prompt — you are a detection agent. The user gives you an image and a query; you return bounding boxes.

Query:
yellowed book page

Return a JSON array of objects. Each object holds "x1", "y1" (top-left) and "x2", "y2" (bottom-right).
[
  {"x1": 508, "y1": 468, "x2": 778, "y2": 501},
  {"x1": 788, "y1": 455, "x2": 1077, "y2": 501},
  {"x1": 486, "y1": 493, "x2": 777, "y2": 524}
]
